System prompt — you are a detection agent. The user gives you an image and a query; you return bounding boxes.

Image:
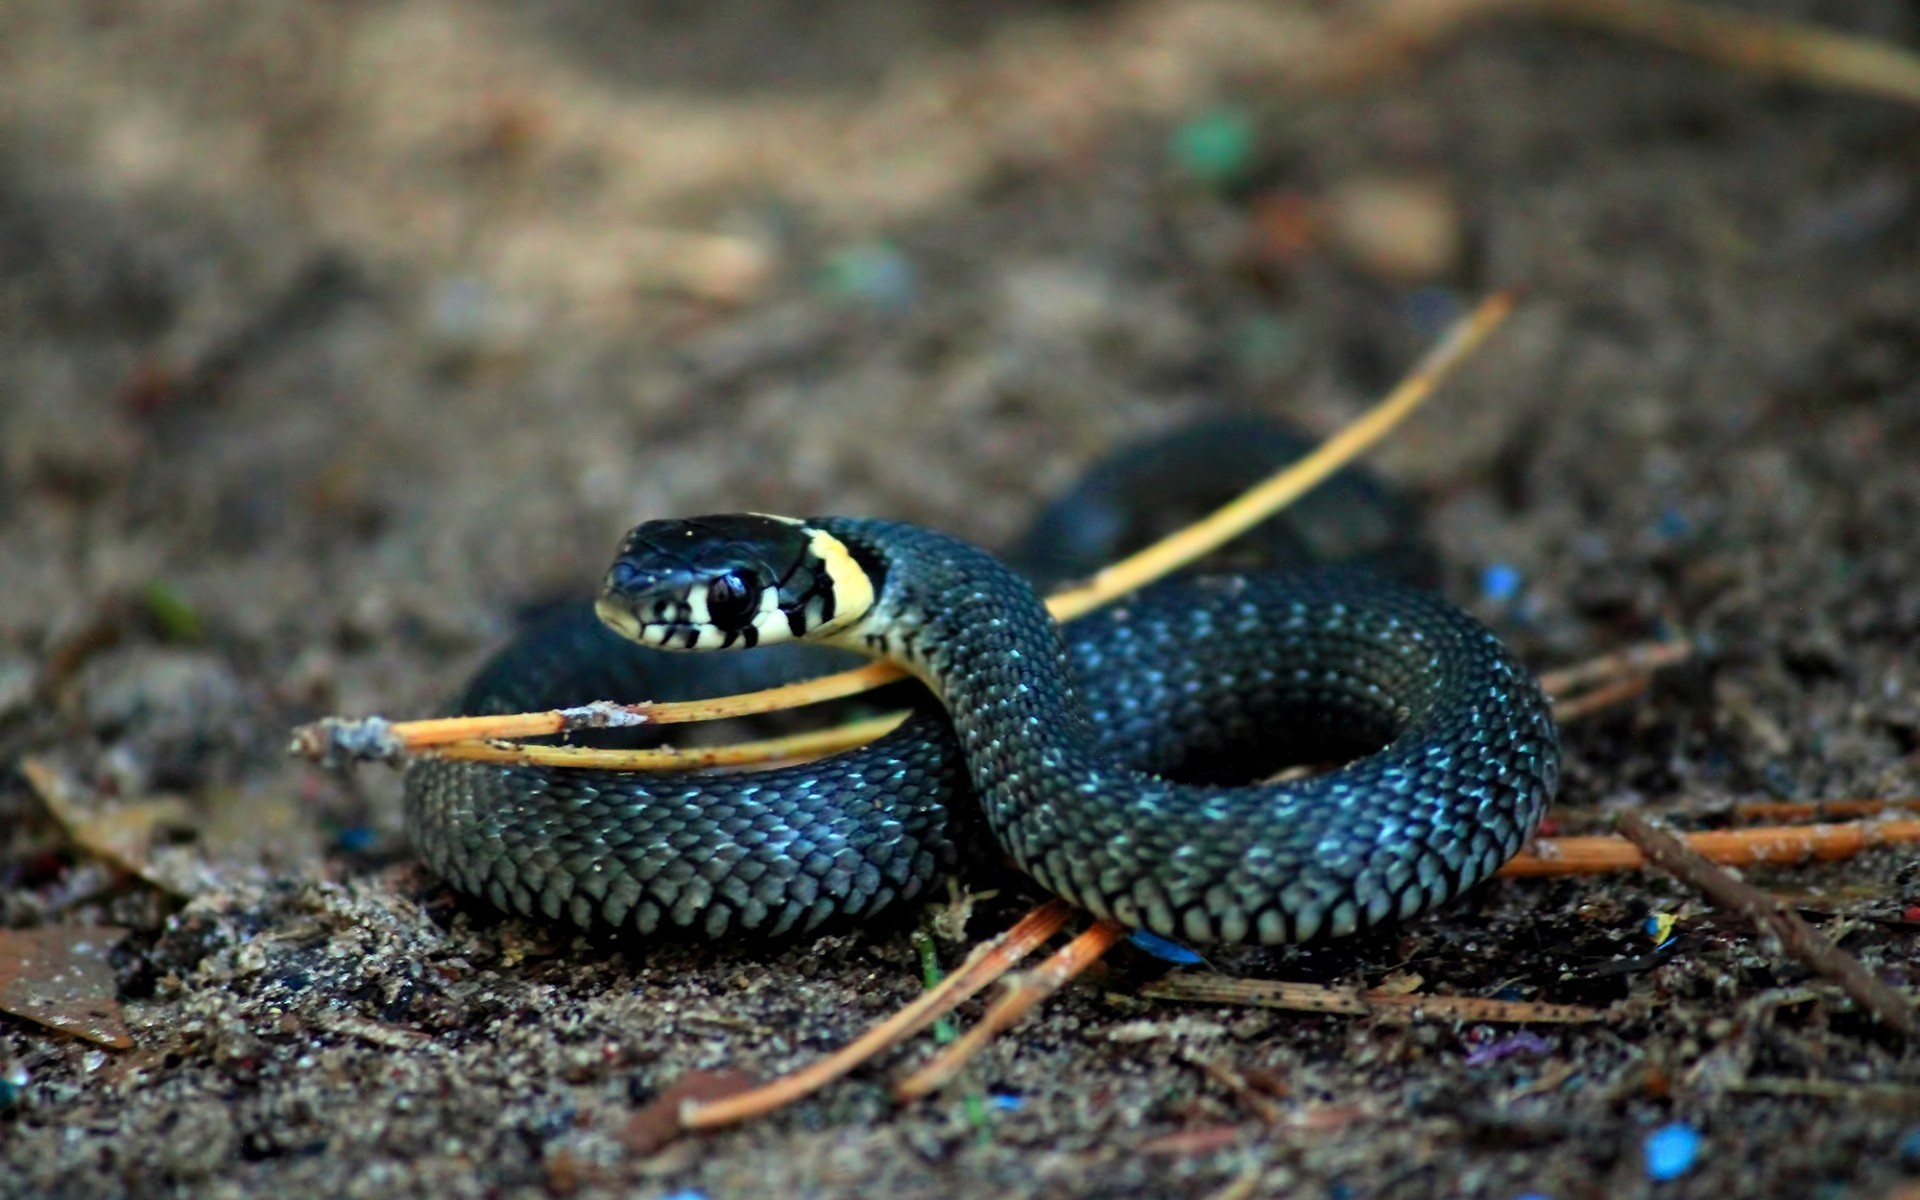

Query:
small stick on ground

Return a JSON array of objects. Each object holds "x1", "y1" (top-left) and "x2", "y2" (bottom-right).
[
  {"x1": 1550, "y1": 675, "x2": 1652, "y2": 723},
  {"x1": 1537, "y1": 637, "x2": 1693, "y2": 723},
  {"x1": 1045, "y1": 290, "x2": 1516, "y2": 622},
  {"x1": 1549, "y1": 0, "x2": 1920, "y2": 106},
  {"x1": 1536, "y1": 637, "x2": 1694, "y2": 697},
  {"x1": 1615, "y1": 810, "x2": 1919, "y2": 1037},
  {"x1": 440, "y1": 713, "x2": 908, "y2": 774},
  {"x1": 1181, "y1": 1052, "x2": 1286, "y2": 1126},
  {"x1": 895, "y1": 920, "x2": 1129, "y2": 1100},
  {"x1": 1501, "y1": 818, "x2": 1920, "y2": 877},
  {"x1": 290, "y1": 701, "x2": 654, "y2": 766},
  {"x1": 1301, "y1": 0, "x2": 1920, "y2": 107},
  {"x1": 678, "y1": 899, "x2": 1074, "y2": 1130},
  {"x1": 1139, "y1": 974, "x2": 1605, "y2": 1024}
]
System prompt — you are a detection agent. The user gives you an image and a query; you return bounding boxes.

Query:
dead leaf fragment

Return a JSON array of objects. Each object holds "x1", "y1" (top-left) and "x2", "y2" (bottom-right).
[
  {"x1": 622, "y1": 1068, "x2": 759, "y2": 1156},
  {"x1": 0, "y1": 925, "x2": 134, "y2": 1050}
]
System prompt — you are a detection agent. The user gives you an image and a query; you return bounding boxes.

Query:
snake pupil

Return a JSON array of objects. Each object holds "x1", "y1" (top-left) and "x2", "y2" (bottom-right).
[{"x1": 706, "y1": 571, "x2": 757, "y2": 629}]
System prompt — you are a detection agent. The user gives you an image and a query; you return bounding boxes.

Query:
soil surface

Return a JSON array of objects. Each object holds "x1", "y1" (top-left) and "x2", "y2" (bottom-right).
[{"x1": 4, "y1": 2, "x2": 1920, "y2": 1197}]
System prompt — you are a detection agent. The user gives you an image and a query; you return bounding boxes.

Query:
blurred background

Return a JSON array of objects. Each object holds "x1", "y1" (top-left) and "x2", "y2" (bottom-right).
[{"x1": 3, "y1": 1, "x2": 1920, "y2": 1195}]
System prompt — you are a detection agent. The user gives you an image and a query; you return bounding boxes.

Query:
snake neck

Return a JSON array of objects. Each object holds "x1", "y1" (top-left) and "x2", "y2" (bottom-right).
[{"x1": 814, "y1": 516, "x2": 1089, "y2": 741}]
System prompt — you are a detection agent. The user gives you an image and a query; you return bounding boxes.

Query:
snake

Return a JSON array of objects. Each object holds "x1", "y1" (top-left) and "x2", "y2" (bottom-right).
[{"x1": 404, "y1": 424, "x2": 1560, "y2": 946}]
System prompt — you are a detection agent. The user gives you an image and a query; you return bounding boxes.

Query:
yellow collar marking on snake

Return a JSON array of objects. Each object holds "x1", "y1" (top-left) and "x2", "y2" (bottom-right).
[{"x1": 799, "y1": 523, "x2": 874, "y2": 638}]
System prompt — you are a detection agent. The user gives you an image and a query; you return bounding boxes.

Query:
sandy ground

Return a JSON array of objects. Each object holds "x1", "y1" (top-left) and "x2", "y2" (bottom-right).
[{"x1": 3, "y1": 1, "x2": 1920, "y2": 1196}]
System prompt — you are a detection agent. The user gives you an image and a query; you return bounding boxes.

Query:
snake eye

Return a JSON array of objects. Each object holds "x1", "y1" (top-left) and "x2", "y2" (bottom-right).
[
  {"x1": 705, "y1": 571, "x2": 758, "y2": 629},
  {"x1": 606, "y1": 559, "x2": 646, "y2": 593}
]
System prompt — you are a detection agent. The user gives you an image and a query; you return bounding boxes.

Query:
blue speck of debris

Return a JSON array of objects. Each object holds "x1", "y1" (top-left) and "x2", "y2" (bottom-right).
[
  {"x1": 1644, "y1": 1122, "x2": 1703, "y2": 1181},
  {"x1": 1653, "y1": 507, "x2": 1691, "y2": 539},
  {"x1": 990, "y1": 1093, "x2": 1025, "y2": 1111},
  {"x1": 659, "y1": 1191, "x2": 707, "y2": 1200},
  {"x1": 334, "y1": 826, "x2": 378, "y2": 853},
  {"x1": 1480, "y1": 563, "x2": 1523, "y2": 604},
  {"x1": 1512, "y1": 1194, "x2": 1553, "y2": 1200},
  {"x1": 1129, "y1": 930, "x2": 1204, "y2": 964},
  {"x1": 818, "y1": 243, "x2": 916, "y2": 311}
]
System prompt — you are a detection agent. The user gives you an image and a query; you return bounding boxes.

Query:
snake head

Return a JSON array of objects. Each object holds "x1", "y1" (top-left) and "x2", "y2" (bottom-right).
[{"x1": 595, "y1": 513, "x2": 874, "y2": 651}]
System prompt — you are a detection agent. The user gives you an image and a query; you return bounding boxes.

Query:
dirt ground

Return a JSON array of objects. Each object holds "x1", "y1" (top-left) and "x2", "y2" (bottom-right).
[{"x1": 4, "y1": 1, "x2": 1920, "y2": 1197}]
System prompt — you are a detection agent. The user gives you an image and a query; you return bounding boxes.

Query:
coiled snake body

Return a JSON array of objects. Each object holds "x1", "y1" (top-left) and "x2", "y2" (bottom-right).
[{"x1": 406, "y1": 491, "x2": 1560, "y2": 945}]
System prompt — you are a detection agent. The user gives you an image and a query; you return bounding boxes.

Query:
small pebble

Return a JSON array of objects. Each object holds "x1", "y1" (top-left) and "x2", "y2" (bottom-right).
[
  {"x1": 1322, "y1": 175, "x2": 1463, "y2": 284},
  {"x1": 1653, "y1": 507, "x2": 1691, "y2": 540}
]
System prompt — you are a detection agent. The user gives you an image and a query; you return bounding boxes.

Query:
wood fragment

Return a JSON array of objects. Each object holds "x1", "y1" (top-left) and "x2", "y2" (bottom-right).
[
  {"x1": 1183, "y1": 1052, "x2": 1285, "y2": 1125},
  {"x1": 1139, "y1": 974, "x2": 1605, "y2": 1025},
  {"x1": 1547, "y1": 0, "x2": 1920, "y2": 106},
  {"x1": 1536, "y1": 637, "x2": 1693, "y2": 697},
  {"x1": 1615, "y1": 811, "x2": 1918, "y2": 1037},
  {"x1": 1550, "y1": 675, "x2": 1651, "y2": 723},
  {"x1": 1302, "y1": 0, "x2": 1920, "y2": 107}
]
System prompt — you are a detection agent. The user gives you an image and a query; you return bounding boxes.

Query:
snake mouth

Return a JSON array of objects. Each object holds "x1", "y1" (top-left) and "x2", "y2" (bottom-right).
[{"x1": 593, "y1": 594, "x2": 771, "y2": 651}]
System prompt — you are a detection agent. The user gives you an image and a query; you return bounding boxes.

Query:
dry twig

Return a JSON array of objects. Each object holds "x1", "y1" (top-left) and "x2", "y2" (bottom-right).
[
  {"x1": 1304, "y1": 0, "x2": 1920, "y2": 107},
  {"x1": 1615, "y1": 811, "x2": 1918, "y2": 1036},
  {"x1": 1138, "y1": 974, "x2": 1606, "y2": 1025}
]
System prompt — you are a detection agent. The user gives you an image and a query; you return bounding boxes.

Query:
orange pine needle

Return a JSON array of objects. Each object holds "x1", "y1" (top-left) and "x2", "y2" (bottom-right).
[
  {"x1": 436, "y1": 713, "x2": 907, "y2": 773},
  {"x1": 1500, "y1": 819, "x2": 1920, "y2": 876},
  {"x1": 895, "y1": 919, "x2": 1128, "y2": 1100},
  {"x1": 678, "y1": 899, "x2": 1074, "y2": 1130}
]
